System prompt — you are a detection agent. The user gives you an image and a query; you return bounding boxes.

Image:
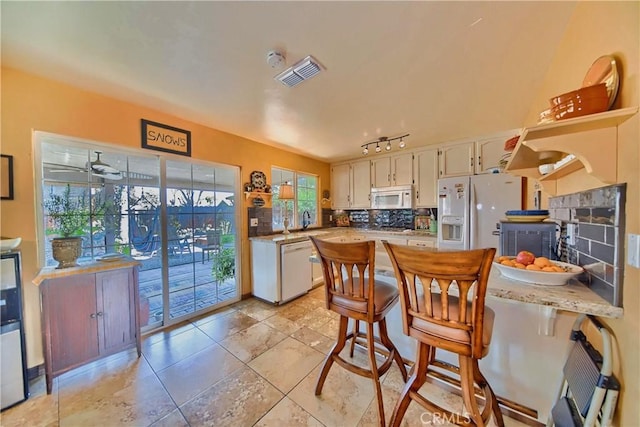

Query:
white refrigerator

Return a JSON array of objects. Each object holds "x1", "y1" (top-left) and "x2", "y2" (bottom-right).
[{"x1": 437, "y1": 174, "x2": 523, "y2": 251}]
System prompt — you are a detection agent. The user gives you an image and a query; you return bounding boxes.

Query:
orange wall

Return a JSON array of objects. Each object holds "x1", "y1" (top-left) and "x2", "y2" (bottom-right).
[
  {"x1": 0, "y1": 67, "x2": 330, "y2": 367},
  {"x1": 523, "y1": 2, "x2": 639, "y2": 424}
]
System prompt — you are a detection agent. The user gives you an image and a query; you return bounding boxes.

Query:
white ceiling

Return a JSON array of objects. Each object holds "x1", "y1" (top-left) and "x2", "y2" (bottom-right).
[{"x1": 1, "y1": 1, "x2": 577, "y2": 162}]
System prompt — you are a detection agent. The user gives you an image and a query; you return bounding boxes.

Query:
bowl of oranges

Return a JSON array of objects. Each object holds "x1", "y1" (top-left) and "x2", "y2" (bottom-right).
[{"x1": 493, "y1": 251, "x2": 583, "y2": 286}]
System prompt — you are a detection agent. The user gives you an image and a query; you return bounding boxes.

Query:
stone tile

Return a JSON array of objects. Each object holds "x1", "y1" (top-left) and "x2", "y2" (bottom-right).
[
  {"x1": 0, "y1": 380, "x2": 59, "y2": 427},
  {"x1": 149, "y1": 408, "x2": 189, "y2": 427},
  {"x1": 291, "y1": 326, "x2": 336, "y2": 354},
  {"x1": 219, "y1": 322, "x2": 287, "y2": 362},
  {"x1": 288, "y1": 363, "x2": 376, "y2": 427},
  {"x1": 296, "y1": 306, "x2": 336, "y2": 331},
  {"x1": 143, "y1": 326, "x2": 216, "y2": 371},
  {"x1": 157, "y1": 343, "x2": 244, "y2": 406},
  {"x1": 58, "y1": 365, "x2": 176, "y2": 426},
  {"x1": 255, "y1": 397, "x2": 324, "y2": 427},
  {"x1": 235, "y1": 298, "x2": 280, "y2": 321},
  {"x1": 263, "y1": 313, "x2": 303, "y2": 335},
  {"x1": 196, "y1": 310, "x2": 259, "y2": 341},
  {"x1": 142, "y1": 321, "x2": 196, "y2": 351},
  {"x1": 249, "y1": 337, "x2": 325, "y2": 393},
  {"x1": 191, "y1": 305, "x2": 237, "y2": 326},
  {"x1": 180, "y1": 366, "x2": 283, "y2": 427}
]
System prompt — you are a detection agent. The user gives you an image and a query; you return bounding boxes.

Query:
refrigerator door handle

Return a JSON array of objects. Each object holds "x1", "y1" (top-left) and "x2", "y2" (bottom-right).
[{"x1": 469, "y1": 184, "x2": 476, "y2": 249}]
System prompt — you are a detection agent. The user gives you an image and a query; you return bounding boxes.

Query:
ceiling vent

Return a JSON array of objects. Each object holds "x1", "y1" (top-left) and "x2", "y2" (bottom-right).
[{"x1": 275, "y1": 55, "x2": 322, "y2": 87}]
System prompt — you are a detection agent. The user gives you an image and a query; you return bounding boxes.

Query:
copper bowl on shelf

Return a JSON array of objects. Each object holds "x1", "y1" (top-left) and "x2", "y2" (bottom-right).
[
  {"x1": 551, "y1": 96, "x2": 609, "y2": 121},
  {"x1": 549, "y1": 82, "x2": 608, "y2": 106}
]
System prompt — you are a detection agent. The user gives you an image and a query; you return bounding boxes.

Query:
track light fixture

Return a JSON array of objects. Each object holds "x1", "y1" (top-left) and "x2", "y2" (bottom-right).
[{"x1": 361, "y1": 134, "x2": 410, "y2": 155}]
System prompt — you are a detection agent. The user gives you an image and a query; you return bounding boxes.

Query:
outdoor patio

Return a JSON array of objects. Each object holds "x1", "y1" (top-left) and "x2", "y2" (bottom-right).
[{"x1": 136, "y1": 247, "x2": 238, "y2": 326}]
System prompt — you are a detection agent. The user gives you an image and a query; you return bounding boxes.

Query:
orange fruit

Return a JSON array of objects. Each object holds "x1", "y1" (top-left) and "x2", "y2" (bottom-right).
[
  {"x1": 514, "y1": 263, "x2": 526, "y2": 269},
  {"x1": 526, "y1": 264, "x2": 542, "y2": 271},
  {"x1": 534, "y1": 257, "x2": 551, "y2": 267},
  {"x1": 542, "y1": 266, "x2": 556, "y2": 272},
  {"x1": 501, "y1": 260, "x2": 514, "y2": 266}
]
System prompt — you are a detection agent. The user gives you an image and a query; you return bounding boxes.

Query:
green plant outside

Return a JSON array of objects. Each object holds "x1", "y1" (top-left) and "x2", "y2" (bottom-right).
[
  {"x1": 212, "y1": 248, "x2": 235, "y2": 283},
  {"x1": 43, "y1": 184, "x2": 91, "y2": 238},
  {"x1": 220, "y1": 234, "x2": 235, "y2": 245}
]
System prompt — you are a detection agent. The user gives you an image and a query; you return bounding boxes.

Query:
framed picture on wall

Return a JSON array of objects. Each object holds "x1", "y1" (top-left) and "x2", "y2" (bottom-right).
[{"x1": 1, "y1": 154, "x2": 14, "y2": 200}]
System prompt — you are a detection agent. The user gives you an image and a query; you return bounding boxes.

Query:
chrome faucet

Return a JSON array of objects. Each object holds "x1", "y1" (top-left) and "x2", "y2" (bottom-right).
[{"x1": 302, "y1": 211, "x2": 311, "y2": 230}]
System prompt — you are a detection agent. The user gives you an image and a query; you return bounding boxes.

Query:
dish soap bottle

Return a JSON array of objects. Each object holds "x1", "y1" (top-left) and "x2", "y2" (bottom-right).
[{"x1": 429, "y1": 213, "x2": 437, "y2": 233}]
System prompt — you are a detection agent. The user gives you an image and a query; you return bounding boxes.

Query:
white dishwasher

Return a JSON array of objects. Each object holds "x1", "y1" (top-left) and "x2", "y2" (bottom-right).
[{"x1": 280, "y1": 241, "x2": 312, "y2": 302}]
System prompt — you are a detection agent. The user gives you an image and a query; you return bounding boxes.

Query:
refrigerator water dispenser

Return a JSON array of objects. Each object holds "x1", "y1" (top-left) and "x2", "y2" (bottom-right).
[{"x1": 440, "y1": 216, "x2": 464, "y2": 243}]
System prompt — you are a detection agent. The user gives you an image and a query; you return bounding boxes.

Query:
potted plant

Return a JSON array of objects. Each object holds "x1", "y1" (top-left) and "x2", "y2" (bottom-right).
[
  {"x1": 43, "y1": 184, "x2": 88, "y2": 268},
  {"x1": 212, "y1": 248, "x2": 235, "y2": 283}
]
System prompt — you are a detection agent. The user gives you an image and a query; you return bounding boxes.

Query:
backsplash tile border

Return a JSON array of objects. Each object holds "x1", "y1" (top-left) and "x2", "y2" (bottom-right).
[{"x1": 549, "y1": 183, "x2": 626, "y2": 307}]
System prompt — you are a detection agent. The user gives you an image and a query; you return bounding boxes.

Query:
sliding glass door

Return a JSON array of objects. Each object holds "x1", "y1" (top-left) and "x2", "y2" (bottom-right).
[
  {"x1": 165, "y1": 160, "x2": 238, "y2": 320},
  {"x1": 37, "y1": 132, "x2": 240, "y2": 331}
]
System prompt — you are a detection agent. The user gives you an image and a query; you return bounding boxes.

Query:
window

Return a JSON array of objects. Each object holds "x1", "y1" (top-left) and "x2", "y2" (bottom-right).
[
  {"x1": 271, "y1": 167, "x2": 318, "y2": 231},
  {"x1": 36, "y1": 132, "x2": 240, "y2": 330}
]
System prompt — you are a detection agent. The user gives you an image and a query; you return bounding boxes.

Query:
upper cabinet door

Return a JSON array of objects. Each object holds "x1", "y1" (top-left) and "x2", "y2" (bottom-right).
[
  {"x1": 391, "y1": 153, "x2": 413, "y2": 186},
  {"x1": 475, "y1": 137, "x2": 508, "y2": 174},
  {"x1": 371, "y1": 158, "x2": 391, "y2": 188},
  {"x1": 414, "y1": 147, "x2": 438, "y2": 207},
  {"x1": 331, "y1": 163, "x2": 351, "y2": 209},
  {"x1": 350, "y1": 159, "x2": 371, "y2": 208},
  {"x1": 439, "y1": 141, "x2": 475, "y2": 177}
]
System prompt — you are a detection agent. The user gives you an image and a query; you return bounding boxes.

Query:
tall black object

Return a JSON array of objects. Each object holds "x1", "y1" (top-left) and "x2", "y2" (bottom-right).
[
  {"x1": 499, "y1": 221, "x2": 559, "y2": 260},
  {"x1": 1, "y1": 251, "x2": 29, "y2": 410}
]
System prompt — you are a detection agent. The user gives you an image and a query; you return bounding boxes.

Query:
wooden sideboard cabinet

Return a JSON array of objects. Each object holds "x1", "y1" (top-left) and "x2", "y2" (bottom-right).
[{"x1": 39, "y1": 264, "x2": 141, "y2": 394}]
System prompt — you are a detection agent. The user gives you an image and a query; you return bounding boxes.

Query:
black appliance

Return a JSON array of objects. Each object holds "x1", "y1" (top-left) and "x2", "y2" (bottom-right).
[
  {"x1": 499, "y1": 221, "x2": 559, "y2": 260},
  {"x1": 1, "y1": 251, "x2": 29, "y2": 410}
]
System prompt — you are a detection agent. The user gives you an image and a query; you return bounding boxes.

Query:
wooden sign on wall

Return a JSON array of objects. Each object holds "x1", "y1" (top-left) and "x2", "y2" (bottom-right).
[{"x1": 141, "y1": 119, "x2": 191, "y2": 156}]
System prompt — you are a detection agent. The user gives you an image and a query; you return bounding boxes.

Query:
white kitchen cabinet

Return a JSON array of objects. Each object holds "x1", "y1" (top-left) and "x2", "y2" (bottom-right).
[
  {"x1": 438, "y1": 140, "x2": 475, "y2": 178},
  {"x1": 330, "y1": 160, "x2": 371, "y2": 209},
  {"x1": 373, "y1": 236, "x2": 407, "y2": 269},
  {"x1": 475, "y1": 136, "x2": 509, "y2": 174},
  {"x1": 251, "y1": 239, "x2": 312, "y2": 304},
  {"x1": 413, "y1": 147, "x2": 439, "y2": 207},
  {"x1": 407, "y1": 238, "x2": 437, "y2": 248},
  {"x1": 330, "y1": 163, "x2": 351, "y2": 209},
  {"x1": 371, "y1": 153, "x2": 413, "y2": 187}
]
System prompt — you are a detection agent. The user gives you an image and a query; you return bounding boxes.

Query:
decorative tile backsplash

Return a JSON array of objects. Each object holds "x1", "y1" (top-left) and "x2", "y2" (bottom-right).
[
  {"x1": 333, "y1": 208, "x2": 437, "y2": 230},
  {"x1": 549, "y1": 183, "x2": 626, "y2": 307}
]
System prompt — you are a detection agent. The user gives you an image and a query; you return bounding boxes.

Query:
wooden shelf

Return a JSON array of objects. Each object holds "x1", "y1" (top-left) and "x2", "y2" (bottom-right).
[
  {"x1": 244, "y1": 191, "x2": 273, "y2": 200},
  {"x1": 505, "y1": 107, "x2": 638, "y2": 194}
]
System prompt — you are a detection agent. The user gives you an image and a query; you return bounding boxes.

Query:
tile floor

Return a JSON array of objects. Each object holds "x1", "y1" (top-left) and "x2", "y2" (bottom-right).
[{"x1": 1, "y1": 287, "x2": 529, "y2": 427}]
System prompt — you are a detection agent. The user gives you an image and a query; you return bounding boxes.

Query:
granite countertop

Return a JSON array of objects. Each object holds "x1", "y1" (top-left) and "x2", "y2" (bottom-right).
[
  {"x1": 250, "y1": 227, "x2": 437, "y2": 244},
  {"x1": 309, "y1": 254, "x2": 622, "y2": 319},
  {"x1": 33, "y1": 256, "x2": 141, "y2": 286}
]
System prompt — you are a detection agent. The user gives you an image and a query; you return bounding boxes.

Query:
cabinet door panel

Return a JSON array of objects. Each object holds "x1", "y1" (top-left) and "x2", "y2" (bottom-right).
[
  {"x1": 439, "y1": 141, "x2": 474, "y2": 177},
  {"x1": 350, "y1": 160, "x2": 371, "y2": 208},
  {"x1": 43, "y1": 275, "x2": 99, "y2": 372},
  {"x1": 331, "y1": 164, "x2": 351, "y2": 209},
  {"x1": 96, "y1": 269, "x2": 135, "y2": 354},
  {"x1": 392, "y1": 153, "x2": 413, "y2": 186},
  {"x1": 414, "y1": 148, "x2": 438, "y2": 207},
  {"x1": 371, "y1": 158, "x2": 391, "y2": 188},
  {"x1": 476, "y1": 137, "x2": 508, "y2": 173}
]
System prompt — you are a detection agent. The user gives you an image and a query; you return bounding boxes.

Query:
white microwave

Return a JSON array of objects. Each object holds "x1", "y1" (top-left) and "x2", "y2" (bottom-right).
[{"x1": 370, "y1": 185, "x2": 414, "y2": 209}]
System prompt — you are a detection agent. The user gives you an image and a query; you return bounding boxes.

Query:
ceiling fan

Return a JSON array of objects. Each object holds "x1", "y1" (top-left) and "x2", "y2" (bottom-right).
[{"x1": 46, "y1": 151, "x2": 123, "y2": 180}]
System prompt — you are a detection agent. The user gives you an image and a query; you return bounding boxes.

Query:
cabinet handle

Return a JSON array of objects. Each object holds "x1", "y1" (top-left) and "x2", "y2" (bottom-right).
[
  {"x1": 90, "y1": 313, "x2": 96, "y2": 318},
  {"x1": 470, "y1": 157, "x2": 473, "y2": 167},
  {"x1": 478, "y1": 156, "x2": 481, "y2": 167},
  {"x1": 393, "y1": 173, "x2": 396, "y2": 181},
  {"x1": 387, "y1": 174, "x2": 390, "y2": 183},
  {"x1": 416, "y1": 191, "x2": 419, "y2": 199},
  {"x1": 97, "y1": 312, "x2": 103, "y2": 317}
]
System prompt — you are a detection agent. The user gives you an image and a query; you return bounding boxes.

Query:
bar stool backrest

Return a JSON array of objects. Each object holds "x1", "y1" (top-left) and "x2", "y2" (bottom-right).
[
  {"x1": 383, "y1": 243, "x2": 496, "y2": 359},
  {"x1": 310, "y1": 237, "x2": 377, "y2": 322}
]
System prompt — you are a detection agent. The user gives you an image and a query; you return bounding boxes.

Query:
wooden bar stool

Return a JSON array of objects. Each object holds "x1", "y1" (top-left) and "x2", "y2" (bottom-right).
[
  {"x1": 309, "y1": 237, "x2": 408, "y2": 426},
  {"x1": 383, "y1": 243, "x2": 504, "y2": 427}
]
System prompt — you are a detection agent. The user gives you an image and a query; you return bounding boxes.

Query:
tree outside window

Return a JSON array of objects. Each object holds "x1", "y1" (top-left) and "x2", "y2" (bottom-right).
[{"x1": 271, "y1": 167, "x2": 318, "y2": 231}]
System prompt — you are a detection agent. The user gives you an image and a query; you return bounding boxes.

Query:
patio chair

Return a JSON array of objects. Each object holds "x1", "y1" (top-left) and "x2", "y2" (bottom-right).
[{"x1": 196, "y1": 230, "x2": 221, "y2": 263}]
